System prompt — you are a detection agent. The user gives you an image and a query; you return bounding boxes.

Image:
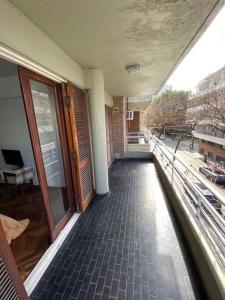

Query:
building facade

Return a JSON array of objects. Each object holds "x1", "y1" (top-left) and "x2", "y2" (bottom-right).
[
  {"x1": 186, "y1": 66, "x2": 225, "y2": 165},
  {"x1": 127, "y1": 96, "x2": 152, "y2": 133}
]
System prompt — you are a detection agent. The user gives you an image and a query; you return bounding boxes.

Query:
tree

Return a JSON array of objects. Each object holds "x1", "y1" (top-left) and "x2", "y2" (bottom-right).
[
  {"x1": 144, "y1": 90, "x2": 188, "y2": 131},
  {"x1": 191, "y1": 87, "x2": 225, "y2": 136}
]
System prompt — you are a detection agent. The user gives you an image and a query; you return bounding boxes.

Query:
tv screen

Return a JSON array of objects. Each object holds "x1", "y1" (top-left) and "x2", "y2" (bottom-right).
[{"x1": 1, "y1": 149, "x2": 24, "y2": 168}]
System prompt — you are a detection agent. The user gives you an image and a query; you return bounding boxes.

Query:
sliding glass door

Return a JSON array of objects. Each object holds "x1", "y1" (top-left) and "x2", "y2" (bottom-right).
[{"x1": 19, "y1": 67, "x2": 74, "y2": 240}]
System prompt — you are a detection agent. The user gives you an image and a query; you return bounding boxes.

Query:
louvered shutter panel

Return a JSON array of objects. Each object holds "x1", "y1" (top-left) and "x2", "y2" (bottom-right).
[
  {"x1": 0, "y1": 222, "x2": 28, "y2": 300},
  {"x1": 66, "y1": 83, "x2": 94, "y2": 212},
  {"x1": 0, "y1": 256, "x2": 19, "y2": 300}
]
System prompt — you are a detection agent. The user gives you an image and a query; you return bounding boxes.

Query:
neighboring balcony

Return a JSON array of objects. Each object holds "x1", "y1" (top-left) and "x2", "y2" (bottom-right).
[{"x1": 193, "y1": 131, "x2": 225, "y2": 145}]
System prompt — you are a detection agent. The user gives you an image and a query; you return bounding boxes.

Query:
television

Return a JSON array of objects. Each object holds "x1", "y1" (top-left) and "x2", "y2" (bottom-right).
[{"x1": 1, "y1": 149, "x2": 24, "y2": 168}]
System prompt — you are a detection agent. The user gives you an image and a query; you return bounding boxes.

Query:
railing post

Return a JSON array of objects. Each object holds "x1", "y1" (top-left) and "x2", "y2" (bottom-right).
[
  {"x1": 152, "y1": 139, "x2": 158, "y2": 152},
  {"x1": 150, "y1": 132, "x2": 225, "y2": 267},
  {"x1": 171, "y1": 159, "x2": 174, "y2": 184},
  {"x1": 196, "y1": 196, "x2": 201, "y2": 218}
]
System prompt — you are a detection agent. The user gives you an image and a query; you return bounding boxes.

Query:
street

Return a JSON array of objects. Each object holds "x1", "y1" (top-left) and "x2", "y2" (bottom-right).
[{"x1": 160, "y1": 136, "x2": 225, "y2": 199}]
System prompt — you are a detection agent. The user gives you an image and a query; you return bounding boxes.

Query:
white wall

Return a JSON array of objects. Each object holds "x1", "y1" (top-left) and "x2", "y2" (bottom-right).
[
  {"x1": 0, "y1": 0, "x2": 84, "y2": 89},
  {"x1": 0, "y1": 74, "x2": 39, "y2": 184}
]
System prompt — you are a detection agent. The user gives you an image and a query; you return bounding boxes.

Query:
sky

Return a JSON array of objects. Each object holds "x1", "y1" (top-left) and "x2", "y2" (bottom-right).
[{"x1": 166, "y1": 4, "x2": 225, "y2": 92}]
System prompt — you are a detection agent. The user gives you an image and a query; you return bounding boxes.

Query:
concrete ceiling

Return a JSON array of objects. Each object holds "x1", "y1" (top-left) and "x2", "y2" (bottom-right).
[{"x1": 9, "y1": 0, "x2": 221, "y2": 96}]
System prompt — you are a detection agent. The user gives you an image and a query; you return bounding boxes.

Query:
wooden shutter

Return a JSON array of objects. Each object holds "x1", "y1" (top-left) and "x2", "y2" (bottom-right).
[
  {"x1": 0, "y1": 221, "x2": 28, "y2": 300},
  {"x1": 66, "y1": 83, "x2": 94, "y2": 212}
]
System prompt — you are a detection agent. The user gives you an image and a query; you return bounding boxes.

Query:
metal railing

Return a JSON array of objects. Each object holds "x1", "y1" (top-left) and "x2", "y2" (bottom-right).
[
  {"x1": 150, "y1": 134, "x2": 225, "y2": 267},
  {"x1": 126, "y1": 132, "x2": 149, "y2": 145},
  {"x1": 194, "y1": 129, "x2": 225, "y2": 139}
]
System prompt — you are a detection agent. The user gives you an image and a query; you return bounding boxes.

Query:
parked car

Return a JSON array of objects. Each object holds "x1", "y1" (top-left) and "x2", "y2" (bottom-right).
[
  {"x1": 184, "y1": 181, "x2": 222, "y2": 212},
  {"x1": 199, "y1": 166, "x2": 225, "y2": 184},
  {"x1": 194, "y1": 182, "x2": 222, "y2": 211},
  {"x1": 159, "y1": 134, "x2": 165, "y2": 140}
]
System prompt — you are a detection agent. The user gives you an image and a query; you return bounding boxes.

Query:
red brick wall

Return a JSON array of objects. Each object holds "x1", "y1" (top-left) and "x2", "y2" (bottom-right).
[
  {"x1": 198, "y1": 141, "x2": 225, "y2": 162},
  {"x1": 112, "y1": 97, "x2": 127, "y2": 158}
]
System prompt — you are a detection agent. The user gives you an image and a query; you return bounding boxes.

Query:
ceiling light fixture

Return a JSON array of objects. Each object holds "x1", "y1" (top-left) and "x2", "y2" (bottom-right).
[{"x1": 126, "y1": 64, "x2": 140, "y2": 74}]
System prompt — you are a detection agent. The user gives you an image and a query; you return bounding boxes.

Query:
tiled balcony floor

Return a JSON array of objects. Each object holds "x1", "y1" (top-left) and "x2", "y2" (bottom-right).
[{"x1": 31, "y1": 160, "x2": 205, "y2": 300}]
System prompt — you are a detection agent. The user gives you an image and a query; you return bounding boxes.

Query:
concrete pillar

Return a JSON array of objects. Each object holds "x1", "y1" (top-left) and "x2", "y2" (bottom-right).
[{"x1": 85, "y1": 69, "x2": 109, "y2": 195}]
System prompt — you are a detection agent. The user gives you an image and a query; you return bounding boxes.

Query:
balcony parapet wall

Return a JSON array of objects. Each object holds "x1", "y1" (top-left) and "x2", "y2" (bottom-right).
[
  {"x1": 193, "y1": 131, "x2": 225, "y2": 146},
  {"x1": 152, "y1": 154, "x2": 225, "y2": 300}
]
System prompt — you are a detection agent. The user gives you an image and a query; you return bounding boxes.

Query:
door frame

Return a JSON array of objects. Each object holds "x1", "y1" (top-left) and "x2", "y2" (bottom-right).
[{"x1": 18, "y1": 66, "x2": 75, "y2": 241}]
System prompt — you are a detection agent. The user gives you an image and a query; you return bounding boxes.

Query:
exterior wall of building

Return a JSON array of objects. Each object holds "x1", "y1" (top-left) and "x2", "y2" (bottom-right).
[
  {"x1": 127, "y1": 111, "x2": 140, "y2": 133},
  {"x1": 196, "y1": 65, "x2": 225, "y2": 95},
  {"x1": 198, "y1": 140, "x2": 225, "y2": 163},
  {"x1": 112, "y1": 96, "x2": 127, "y2": 158},
  {"x1": 187, "y1": 67, "x2": 225, "y2": 162},
  {"x1": 127, "y1": 100, "x2": 151, "y2": 133},
  {"x1": 139, "y1": 112, "x2": 146, "y2": 132}
]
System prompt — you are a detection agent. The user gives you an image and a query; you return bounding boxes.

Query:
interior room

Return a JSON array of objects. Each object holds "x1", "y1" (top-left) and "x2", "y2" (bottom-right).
[{"x1": 0, "y1": 58, "x2": 50, "y2": 280}]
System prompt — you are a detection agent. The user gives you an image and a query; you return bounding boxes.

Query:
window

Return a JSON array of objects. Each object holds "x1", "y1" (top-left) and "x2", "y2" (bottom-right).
[
  {"x1": 200, "y1": 148, "x2": 204, "y2": 154},
  {"x1": 208, "y1": 152, "x2": 213, "y2": 158},
  {"x1": 216, "y1": 156, "x2": 225, "y2": 163},
  {"x1": 214, "y1": 144, "x2": 223, "y2": 149},
  {"x1": 127, "y1": 111, "x2": 134, "y2": 120}
]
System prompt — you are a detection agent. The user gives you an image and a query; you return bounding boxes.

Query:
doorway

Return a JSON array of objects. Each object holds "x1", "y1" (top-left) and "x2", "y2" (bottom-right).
[
  {"x1": 0, "y1": 59, "x2": 50, "y2": 280},
  {"x1": 0, "y1": 59, "x2": 76, "y2": 282},
  {"x1": 19, "y1": 67, "x2": 75, "y2": 239}
]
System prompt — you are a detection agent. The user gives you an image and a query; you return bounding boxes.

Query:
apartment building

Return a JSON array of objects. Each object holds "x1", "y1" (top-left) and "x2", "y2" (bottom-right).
[{"x1": 186, "y1": 66, "x2": 225, "y2": 165}]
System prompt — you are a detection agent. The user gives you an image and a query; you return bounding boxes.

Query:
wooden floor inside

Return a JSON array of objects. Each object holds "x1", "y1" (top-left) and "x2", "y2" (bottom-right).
[{"x1": 0, "y1": 183, "x2": 50, "y2": 281}]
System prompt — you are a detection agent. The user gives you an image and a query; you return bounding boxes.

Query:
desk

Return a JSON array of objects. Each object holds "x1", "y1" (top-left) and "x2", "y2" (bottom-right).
[{"x1": 0, "y1": 166, "x2": 33, "y2": 195}]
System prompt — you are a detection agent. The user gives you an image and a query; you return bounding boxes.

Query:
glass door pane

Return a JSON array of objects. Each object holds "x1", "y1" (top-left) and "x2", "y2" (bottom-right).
[{"x1": 30, "y1": 80, "x2": 69, "y2": 226}]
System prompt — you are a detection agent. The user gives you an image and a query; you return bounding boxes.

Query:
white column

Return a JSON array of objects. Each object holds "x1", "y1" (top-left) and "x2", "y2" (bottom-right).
[{"x1": 86, "y1": 69, "x2": 109, "y2": 195}]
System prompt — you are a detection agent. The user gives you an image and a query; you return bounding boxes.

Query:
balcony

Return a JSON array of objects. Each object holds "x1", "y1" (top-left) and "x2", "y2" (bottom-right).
[
  {"x1": 1, "y1": 1, "x2": 225, "y2": 299},
  {"x1": 31, "y1": 159, "x2": 205, "y2": 300},
  {"x1": 193, "y1": 131, "x2": 225, "y2": 145}
]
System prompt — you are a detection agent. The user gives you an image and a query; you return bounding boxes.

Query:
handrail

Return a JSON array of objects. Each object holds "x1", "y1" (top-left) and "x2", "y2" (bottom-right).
[
  {"x1": 154, "y1": 141, "x2": 225, "y2": 232},
  {"x1": 125, "y1": 136, "x2": 146, "y2": 139},
  {"x1": 150, "y1": 133, "x2": 225, "y2": 267},
  {"x1": 127, "y1": 132, "x2": 145, "y2": 135},
  {"x1": 150, "y1": 134, "x2": 225, "y2": 206}
]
